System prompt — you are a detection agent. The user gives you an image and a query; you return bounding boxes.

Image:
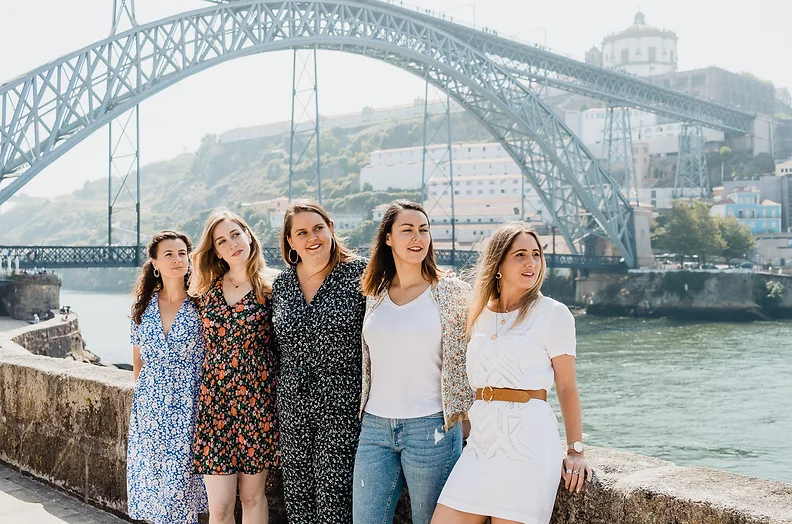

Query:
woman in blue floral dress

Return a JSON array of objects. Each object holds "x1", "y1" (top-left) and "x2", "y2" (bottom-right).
[{"x1": 128, "y1": 230, "x2": 208, "y2": 524}]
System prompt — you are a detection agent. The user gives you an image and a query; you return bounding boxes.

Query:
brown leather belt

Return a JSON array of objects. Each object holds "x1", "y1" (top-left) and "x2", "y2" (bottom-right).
[{"x1": 475, "y1": 387, "x2": 547, "y2": 403}]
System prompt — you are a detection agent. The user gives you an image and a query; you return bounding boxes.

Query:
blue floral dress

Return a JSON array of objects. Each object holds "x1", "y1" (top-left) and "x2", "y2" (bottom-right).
[{"x1": 128, "y1": 293, "x2": 209, "y2": 524}]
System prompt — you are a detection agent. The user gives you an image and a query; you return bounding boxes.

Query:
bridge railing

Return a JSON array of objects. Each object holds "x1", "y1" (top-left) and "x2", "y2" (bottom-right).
[{"x1": 0, "y1": 245, "x2": 627, "y2": 271}]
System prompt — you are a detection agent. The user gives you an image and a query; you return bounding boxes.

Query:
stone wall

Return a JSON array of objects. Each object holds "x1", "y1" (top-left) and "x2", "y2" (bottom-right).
[
  {"x1": 584, "y1": 270, "x2": 792, "y2": 320},
  {"x1": 0, "y1": 343, "x2": 790, "y2": 522},
  {"x1": 0, "y1": 273, "x2": 61, "y2": 320},
  {"x1": 11, "y1": 315, "x2": 86, "y2": 359}
]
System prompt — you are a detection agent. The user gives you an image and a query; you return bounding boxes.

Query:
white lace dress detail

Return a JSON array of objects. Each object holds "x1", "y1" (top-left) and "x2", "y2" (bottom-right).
[{"x1": 437, "y1": 296, "x2": 576, "y2": 524}]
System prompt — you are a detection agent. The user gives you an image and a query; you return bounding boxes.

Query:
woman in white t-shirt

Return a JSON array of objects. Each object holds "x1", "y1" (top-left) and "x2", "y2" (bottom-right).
[
  {"x1": 432, "y1": 222, "x2": 591, "y2": 524},
  {"x1": 353, "y1": 200, "x2": 473, "y2": 524}
]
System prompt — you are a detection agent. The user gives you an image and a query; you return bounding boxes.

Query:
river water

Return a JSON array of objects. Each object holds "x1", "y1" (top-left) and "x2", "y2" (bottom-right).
[{"x1": 60, "y1": 290, "x2": 792, "y2": 483}]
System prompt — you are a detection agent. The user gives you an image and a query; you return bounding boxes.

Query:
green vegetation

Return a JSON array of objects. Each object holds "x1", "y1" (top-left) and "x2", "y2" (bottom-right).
[
  {"x1": 1, "y1": 112, "x2": 494, "y2": 291},
  {"x1": 651, "y1": 201, "x2": 754, "y2": 265}
]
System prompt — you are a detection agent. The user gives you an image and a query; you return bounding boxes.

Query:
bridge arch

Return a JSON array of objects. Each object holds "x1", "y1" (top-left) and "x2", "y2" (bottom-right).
[{"x1": 0, "y1": 0, "x2": 635, "y2": 265}]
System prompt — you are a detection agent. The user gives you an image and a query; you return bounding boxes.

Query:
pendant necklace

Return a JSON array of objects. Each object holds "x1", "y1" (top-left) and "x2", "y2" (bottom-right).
[
  {"x1": 227, "y1": 274, "x2": 247, "y2": 289},
  {"x1": 491, "y1": 303, "x2": 516, "y2": 340}
]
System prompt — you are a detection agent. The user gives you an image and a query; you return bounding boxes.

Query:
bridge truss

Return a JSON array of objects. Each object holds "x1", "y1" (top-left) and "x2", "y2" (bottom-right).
[
  {"x1": 0, "y1": 245, "x2": 626, "y2": 272},
  {"x1": 0, "y1": 1, "x2": 757, "y2": 267}
]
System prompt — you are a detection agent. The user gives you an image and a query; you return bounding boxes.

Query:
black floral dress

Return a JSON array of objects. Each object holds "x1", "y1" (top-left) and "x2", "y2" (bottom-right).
[
  {"x1": 193, "y1": 278, "x2": 279, "y2": 475},
  {"x1": 272, "y1": 258, "x2": 367, "y2": 524}
]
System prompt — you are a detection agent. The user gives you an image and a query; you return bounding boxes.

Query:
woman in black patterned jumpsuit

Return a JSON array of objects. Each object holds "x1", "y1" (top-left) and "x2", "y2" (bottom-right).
[{"x1": 271, "y1": 199, "x2": 366, "y2": 524}]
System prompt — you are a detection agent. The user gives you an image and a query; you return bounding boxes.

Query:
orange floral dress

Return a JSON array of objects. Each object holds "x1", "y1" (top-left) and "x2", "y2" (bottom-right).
[{"x1": 192, "y1": 278, "x2": 279, "y2": 475}]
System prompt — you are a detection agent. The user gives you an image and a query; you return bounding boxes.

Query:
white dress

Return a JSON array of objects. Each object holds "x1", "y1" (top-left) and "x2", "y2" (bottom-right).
[{"x1": 437, "y1": 295, "x2": 576, "y2": 524}]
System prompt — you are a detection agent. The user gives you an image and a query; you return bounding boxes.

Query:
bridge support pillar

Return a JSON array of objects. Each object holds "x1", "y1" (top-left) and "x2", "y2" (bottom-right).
[
  {"x1": 421, "y1": 80, "x2": 456, "y2": 267},
  {"x1": 108, "y1": 0, "x2": 141, "y2": 253},
  {"x1": 288, "y1": 48, "x2": 322, "y2": 203},
  {"x1": 674, "y1": 124, "x2": 709, "y2": 199},
  {"x1": 602, "y1": 106, "x2": 638, "y2": 205}
]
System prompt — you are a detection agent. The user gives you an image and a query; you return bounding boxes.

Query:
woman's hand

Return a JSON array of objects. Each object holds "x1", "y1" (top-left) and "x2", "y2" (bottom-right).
[
  {"x1": 461, "y1": 420, "x2": 471, "y2": 440},
  {"x1": 562, "y1": 453, "x2": 592, "y2": 494}
]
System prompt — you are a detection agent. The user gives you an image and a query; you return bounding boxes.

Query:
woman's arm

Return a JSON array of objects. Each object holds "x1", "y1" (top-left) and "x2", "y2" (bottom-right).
[
  {"x1": 553, "y1": 354, "x2": 591, "y2": 493},
  {"x1": 132, "y1": 346, "x2": 143, "y2": 382}
]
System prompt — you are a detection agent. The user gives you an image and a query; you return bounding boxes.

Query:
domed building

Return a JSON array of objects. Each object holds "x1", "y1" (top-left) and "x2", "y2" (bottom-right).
[{"x1": 601, "y1": 12, "x2": 677, "y2": 77}]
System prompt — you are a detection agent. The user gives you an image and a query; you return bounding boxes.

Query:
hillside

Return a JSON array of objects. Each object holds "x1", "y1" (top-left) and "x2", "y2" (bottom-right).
[{"x1": 0, "y1": 111, "x2": 493, "y2": 291}]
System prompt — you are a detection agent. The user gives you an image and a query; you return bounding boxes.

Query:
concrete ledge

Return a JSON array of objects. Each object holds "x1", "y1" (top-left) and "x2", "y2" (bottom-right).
[{"x1": 0, "y1": 339, "x2": 790, "y2": 523}]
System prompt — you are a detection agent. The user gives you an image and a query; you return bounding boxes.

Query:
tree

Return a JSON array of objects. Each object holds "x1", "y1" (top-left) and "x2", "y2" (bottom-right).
[
  {"x1": 716, "y1": 215, "x2": 755, "y2": 264},
  {"x1": 652, "y1": 201, "x2": 725, "y2": 266}
]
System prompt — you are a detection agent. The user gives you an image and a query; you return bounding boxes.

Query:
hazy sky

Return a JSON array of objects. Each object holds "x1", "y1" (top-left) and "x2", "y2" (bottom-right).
[{"x1": 1, "y1": 0, "x2": 790, "y2": 200}]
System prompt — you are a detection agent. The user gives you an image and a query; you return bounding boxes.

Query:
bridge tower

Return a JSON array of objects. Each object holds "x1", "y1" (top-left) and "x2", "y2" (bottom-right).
[
  {"x1": 674, "y1": 124, "x2": 709, "y2": 199},
  {"x1": 288, "y1": 48, "x2": 322, "y2": 203},
  {"x1": 602, "y1": 106, "x2": 639, "y2": 205},
  {"x1": 420, "y1": 80, "x2": 456, "y2": 267},
  {"x1": 108, "y1": 0, "x2": 141, "y2": 263}
]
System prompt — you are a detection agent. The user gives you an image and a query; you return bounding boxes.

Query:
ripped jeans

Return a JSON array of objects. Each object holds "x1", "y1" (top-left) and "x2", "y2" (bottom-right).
[{"x1": 352, "y1": 412, "x2": 462, "y2": 524}]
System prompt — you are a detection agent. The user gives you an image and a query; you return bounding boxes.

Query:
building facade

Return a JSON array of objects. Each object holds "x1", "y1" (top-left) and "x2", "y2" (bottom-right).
[
  {"x1": 601, "y1": 12, "x2": 678, "y2": 77},
  {"x1": 710, "y1": 188, "x2": 782, "y2": 234}
]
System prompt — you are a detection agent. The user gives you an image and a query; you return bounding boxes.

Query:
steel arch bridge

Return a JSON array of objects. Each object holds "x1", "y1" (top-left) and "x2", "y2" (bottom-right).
[{"x1": 0, "y1": 0, "x2": 641, "y2": 265}]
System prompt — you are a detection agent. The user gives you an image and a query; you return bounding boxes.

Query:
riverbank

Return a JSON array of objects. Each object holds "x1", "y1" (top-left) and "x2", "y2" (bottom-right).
[{"x1": 582, "y1": 270, "x2": 792, "y2": 320}]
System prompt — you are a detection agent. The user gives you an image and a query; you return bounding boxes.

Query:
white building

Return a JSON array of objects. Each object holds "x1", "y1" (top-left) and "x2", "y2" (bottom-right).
[
  {"x1": 601, "y1": 12, "x2": 678, "y2": 77},
  {"x1": 219, "y1": 98, "x2": 461, "y2": 144},
  {"x1": 244, "y1": 196, "x2": 364, "y2": 231},
  {"x1": 361, "y1": 142, "x2": 547, "y2": 221},
  {"x1": 563, "y1": 109, "x2": 724, "y2": 159},
  {"x1": 776, "y1": 159, "x2": 792, "y2": 177}
]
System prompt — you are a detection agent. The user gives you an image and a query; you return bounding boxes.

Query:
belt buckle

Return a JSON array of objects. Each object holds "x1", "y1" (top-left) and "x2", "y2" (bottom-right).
[{"x1": 481, "y1": 386, "x2": 494, "y2": 403}]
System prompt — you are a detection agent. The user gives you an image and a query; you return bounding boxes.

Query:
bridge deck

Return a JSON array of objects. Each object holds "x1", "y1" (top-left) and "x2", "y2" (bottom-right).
[{"x1": 0, "y1": 246, "x2": 628, "y2": 271}]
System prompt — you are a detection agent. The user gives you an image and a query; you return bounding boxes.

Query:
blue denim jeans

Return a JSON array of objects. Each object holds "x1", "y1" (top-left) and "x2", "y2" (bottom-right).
[{"x1": 352, "y1": 412, "x2": 462, "y2": 524}]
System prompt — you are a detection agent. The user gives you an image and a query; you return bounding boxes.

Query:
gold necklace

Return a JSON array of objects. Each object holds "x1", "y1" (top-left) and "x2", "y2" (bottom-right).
[
  {"x1": 491, "y1": 302, "x2": 516, "y2": 340},
  {"x1": 227, "y1": 274, "x2": 248, "y2": 289}
]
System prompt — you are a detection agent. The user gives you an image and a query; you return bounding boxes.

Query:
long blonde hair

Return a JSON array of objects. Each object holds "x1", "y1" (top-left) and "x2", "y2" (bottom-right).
[
  {"x1": 188, "y1": 209, "x2": 272, "y2": 302},
  {"x1": 466, "y1": 222, "x2": 546, "y2": 337}
]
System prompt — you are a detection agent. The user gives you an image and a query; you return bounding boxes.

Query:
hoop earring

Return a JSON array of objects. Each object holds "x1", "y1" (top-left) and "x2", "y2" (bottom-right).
[
  {"x1": 331, "y1": 236, "x2": 336, "y2": 252},
  {"x1": 153, "y1": 268, "x2": 160, "y2": 278},
  {"x1": 288, "y1": 248, "x2": 299, "y2": 265},
  {"x1": 495, "y1": 271, "x2": 502, "y2": 294}
]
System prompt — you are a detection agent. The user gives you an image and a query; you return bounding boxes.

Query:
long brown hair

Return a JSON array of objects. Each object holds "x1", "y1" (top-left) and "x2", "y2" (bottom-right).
[
  {"x1": 466, "y1": 222, "x2": 546, "y2": 337},
  {"x1": 361, "y1": 199, "x2": 439, "y2": 297},
  {"x1": 188, "y1": 209, "x2": 271, "y2": 302},
  {"x1": 280, "y1": 199, "x2": 357, "y2": 273},
  {"x1": 131, "y1": 230, "x2": 193, "y2": 325}
]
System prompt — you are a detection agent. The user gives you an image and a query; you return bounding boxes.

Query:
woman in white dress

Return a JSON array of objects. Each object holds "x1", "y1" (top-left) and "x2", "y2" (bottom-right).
[{"x1": 432, "y1": 222, "x2": 591, "y2": 524}]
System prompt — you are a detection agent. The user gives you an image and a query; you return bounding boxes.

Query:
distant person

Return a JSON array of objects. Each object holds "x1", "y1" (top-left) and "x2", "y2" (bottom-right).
[
  {"x1": 354, "y1": 200, "x2": 472, "y2": 524},
  {"x1": 33, "y1": 313, "x2": 39, "y2": 324},
  {"x1": 432, "y1": 222, "x2": 591, "y2": 524},
  {"x1": 127, "y1": 230, "x2": 208, "y2": 524},
  {"x1": 189, "y1": 210, "x2": 279, "y2": 524},
  {"x1": 271, "y1": 199, "x2": 367, "y2": 523},
  {"x1": 59, "y1": 306, "x2": 67, "y2": 321}
]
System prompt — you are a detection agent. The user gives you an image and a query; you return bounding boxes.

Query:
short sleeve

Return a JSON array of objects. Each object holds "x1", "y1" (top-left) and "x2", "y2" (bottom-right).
[
  {"x1": 130, "y1": 316, "x2": 141, "y2": 347},
  {"x1": 545, "y1": 302, "x2": 576, "y2": 358}
]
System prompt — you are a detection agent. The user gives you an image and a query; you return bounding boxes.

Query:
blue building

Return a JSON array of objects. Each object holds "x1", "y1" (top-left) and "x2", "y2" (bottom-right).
[{"x1": 710, "y1": 188, "x2": 782, "y2": 234}]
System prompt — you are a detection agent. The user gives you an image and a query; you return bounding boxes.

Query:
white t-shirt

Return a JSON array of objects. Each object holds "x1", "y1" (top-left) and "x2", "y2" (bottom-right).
[{"x1": 363, "y1": 285, "x2": 443, "y2": 418}]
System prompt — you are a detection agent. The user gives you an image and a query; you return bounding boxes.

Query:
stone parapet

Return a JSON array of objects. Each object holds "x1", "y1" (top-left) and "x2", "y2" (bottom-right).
[
  {"x1": 0, "y1": 341, "x2": 790, "y2": 523},
  {"x1": 0, "y1": 273, "x2": 61, "y2": 320},
  {"x1": 10, "y1": 314, "x2": 86, "y2": 359}
]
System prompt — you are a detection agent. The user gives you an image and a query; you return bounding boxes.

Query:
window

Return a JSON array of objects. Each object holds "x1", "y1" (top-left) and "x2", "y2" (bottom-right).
[
  {"x1": 501, "y1": 189, "x2": 506, "y2": 194},
  {"x1": 648, "y1": 47, "x2": 656, "y2": 62},
  {"x1": 670, "y1": 50, "x2": 675, "y2": 63},
  {"x1": 465, "y1": 190, "x2": 472, "y2": 195},
  {"x1": 477, "y1": 190, "x2": 483, "y2": 194},
  {"x1": 621, "y1": 48, "x2": 629, "y2": 64},
  {"x1": 489, "y1": 189, "x2": 495, "y2": 194},
  {"x1": 651, "y1": 190, "x2": 656, "y2": 198},
  {"x1": 466, "y1": 181, "x2": 471, "y2": 186},
  {"x1": 454, "y1": 190, "x2": 460, "y2": 195}
]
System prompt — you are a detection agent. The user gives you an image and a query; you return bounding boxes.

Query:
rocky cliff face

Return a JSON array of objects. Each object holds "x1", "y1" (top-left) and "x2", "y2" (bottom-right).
[{"x1": 586, "y1": 271, "x2": 792, "y2": 320}]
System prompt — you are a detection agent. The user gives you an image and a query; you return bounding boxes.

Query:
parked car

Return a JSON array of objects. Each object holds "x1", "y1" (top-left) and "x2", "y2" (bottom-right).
[{"x1": 739, "y1": 262, "x2": 754, "y2": 269}]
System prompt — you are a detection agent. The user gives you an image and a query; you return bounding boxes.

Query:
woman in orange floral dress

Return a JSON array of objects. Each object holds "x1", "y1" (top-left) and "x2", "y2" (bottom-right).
[{"x1": 189, "y1": 209, "x2": 279, "y2": 524}]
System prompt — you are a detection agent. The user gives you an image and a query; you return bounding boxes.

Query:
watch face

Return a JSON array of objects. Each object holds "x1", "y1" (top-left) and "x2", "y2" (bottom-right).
[{"x1": 573, "y1": 441, "x2": 583, "y2": 452}]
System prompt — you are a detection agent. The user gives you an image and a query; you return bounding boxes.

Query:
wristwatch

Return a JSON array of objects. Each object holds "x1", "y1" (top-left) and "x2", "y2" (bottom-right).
[{"x1": 567, "y1": 441, "x2": 584, "y2": 453}]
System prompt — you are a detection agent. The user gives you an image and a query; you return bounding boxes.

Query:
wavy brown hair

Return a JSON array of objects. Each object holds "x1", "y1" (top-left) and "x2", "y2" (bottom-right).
[
  {"x1": 466, "y1": 222, "x2": 546, "y2": 337},
  {"x1": 188, "y1": 209, "x2": 271, "y2": 302},
  {"x1": 280, "y1": 199, "x2": 357, "y2": 273},
  {"x1": 361, "y1": 200, "x2": 439, "y2": 297},
  {"x1": 131, "y1": 230, "x2": 193, "y2": 325}
]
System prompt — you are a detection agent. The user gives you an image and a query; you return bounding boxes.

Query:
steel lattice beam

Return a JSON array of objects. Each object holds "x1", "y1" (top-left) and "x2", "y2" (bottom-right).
[
  {"x1": 0, "y1": 0, "x2": 636, "y2": 265},
  {"x1": 209, "y1": 0, "x2": 755, "y2": 133},
  {"x1": 0, "y1": 245, "x2": 626, "y2": 271}
]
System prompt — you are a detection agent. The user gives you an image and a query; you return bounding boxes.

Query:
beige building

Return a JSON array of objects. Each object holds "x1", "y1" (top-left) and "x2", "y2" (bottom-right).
[{"x1": 754, "y1": 233, "x2": 792, "y2": 268}]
